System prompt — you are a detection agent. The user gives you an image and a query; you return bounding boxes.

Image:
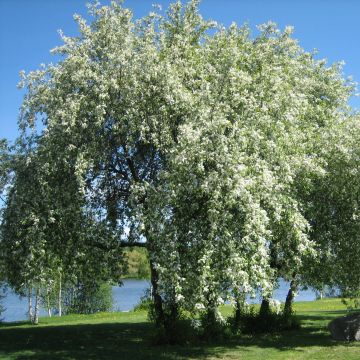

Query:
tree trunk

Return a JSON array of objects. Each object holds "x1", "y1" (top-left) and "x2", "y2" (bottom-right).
[
  {"x1": 233, "y1": 292, "x2": 246, "y2": 329},
  {"x1": 144, "y1": 222, "x2": 165, "y2": 327},
  {"x1": 149, "y1": 259, "x2": 164, "y2": 326},
  {"x1": 28, "y1": 287, "x2": 33, "y2": 323},
  {"x1": 259, "y1": 298, "x2": 271, "y2": 317},
  {"x1": 202, "y1": 301, "x2": 221, "y2": 340},
  {"x1": 47, "y1": 291, "x2": 52, "y2": 317},
  {"x1": 205, "y1": 306, "x2": 217, "y2": 326},
  {"x1": 169, "y1": 299, "x2": 179, "y2": 323},
  {"x1": 58, "y1": 272, "x2": 62, "y2": 317},
  {"x1": 33, "y1": 288, "x2": 40, "y2": 325},
  {"x1": 234, "y1": 299, "x2": 242, "y2": 326},
  {"x1": 284, "y1": 279, "x2": 297, "y2": 316}
]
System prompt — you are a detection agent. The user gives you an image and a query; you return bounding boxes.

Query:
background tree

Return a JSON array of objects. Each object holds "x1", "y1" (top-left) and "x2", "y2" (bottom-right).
[
  {"x1": 0, "y1": 133, "x2": 124, "y2": 323},
  {"x1": 301, "y1": 114, "x2": 360, "y2": 304},
  {"x1": 0, "y1": 140, "x2": 10, "y2": 321}
]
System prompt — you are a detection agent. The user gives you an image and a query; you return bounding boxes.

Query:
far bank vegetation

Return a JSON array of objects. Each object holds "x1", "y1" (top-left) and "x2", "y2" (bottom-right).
[{"x1": 123, "y1": 247, "x2": 150, "y2": 280}]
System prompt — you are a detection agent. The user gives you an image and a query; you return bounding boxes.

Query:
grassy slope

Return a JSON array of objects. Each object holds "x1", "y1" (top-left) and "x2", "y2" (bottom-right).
[{"x1": 0, "y1": 299, "x2": 360, "y2": 360}]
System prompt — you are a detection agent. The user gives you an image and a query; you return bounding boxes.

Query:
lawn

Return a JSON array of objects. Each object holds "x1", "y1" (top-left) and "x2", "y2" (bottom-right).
[{"x1": 0, "y1": 299, "x2": 359, "y2": 359}]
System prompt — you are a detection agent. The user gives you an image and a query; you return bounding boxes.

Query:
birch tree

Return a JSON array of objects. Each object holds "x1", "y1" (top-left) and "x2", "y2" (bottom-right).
[
  {"x1": 1, "y1": 150, "x2": 54, "y2": 323},
  {"x1": 0, "y1": 137, "x2": 124, "y2": 323}
]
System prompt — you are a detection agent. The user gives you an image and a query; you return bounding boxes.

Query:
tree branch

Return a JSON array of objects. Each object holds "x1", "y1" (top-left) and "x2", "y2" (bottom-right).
[{"x1": 120, "y1": 241, "x2": 147, "y2": 248}]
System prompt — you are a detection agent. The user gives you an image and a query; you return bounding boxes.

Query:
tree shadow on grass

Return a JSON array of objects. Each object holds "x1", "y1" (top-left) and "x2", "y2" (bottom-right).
[
  {"x1": 0, "y1": 320, "x2": 30, "y2": 328},
  {"x1": 0, "y1": 322, "x2": 206, "y2": 360},
  {"x1": 0, "y1": 313, "x2": 359, "y2": 360}
]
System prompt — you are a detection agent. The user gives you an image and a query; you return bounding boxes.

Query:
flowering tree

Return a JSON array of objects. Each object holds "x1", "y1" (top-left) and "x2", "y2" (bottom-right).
[
  {"x1": 147, "y1": 19, "x2": 354, "y2": 325},
  {"x1": 0, "y1": 139, "x2": 9, "y2": 320},
  {"x1": 14, "y1": 0, "x2": 357, "y2": 333},
  {"x1": 301, "y1": 114, "x2": 360, "y2": 302},
  {"x1": 0, "y1": 140, "x2": 9, "y2": 195},
  {"x1": 1, "y1": 147, "x2": 59, "y2": 323},
  {"x1": 17, "y1": 0, "x2": 217, "y2": 327},
  {"x1": 0, "y1": 136, "x2": 124, "y2": 323}
]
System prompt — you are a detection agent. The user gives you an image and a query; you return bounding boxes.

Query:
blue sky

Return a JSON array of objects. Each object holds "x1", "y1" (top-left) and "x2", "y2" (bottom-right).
[{"x1": 1, "y1": 0, "x2": 360, "y2": 143}]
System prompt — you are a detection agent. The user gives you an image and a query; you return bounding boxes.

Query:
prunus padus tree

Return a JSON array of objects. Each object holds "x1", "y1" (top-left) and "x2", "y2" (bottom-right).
[
  {"x1": 17, "y1": 0, "x2": 217, "y2": 328},
  {"x1": 14, "y1": 0, "x2": 358, "y2": 333}
]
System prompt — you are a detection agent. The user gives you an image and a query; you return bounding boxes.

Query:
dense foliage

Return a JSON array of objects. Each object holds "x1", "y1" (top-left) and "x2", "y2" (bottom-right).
[
  {"x1": 0, "y1": 0, "x2": 359, "y2": 338},
  {"x1": 63, "y1": 281, "x2": 113, "y2": 315},
  {"x1": 124, "y1": 247, "x2": 150, "y2": 279}
]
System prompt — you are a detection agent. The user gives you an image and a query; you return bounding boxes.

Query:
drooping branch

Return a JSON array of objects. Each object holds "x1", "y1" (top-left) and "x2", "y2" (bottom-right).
[
  {"x1": 120, "y1": 241, "x2": 147, "y2": 248},
  {"x1": 89, "y1": 240, "x2": 147, "y2": 252}
]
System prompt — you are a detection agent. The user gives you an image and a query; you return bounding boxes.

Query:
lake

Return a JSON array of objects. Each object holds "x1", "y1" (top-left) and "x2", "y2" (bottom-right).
[{"x1": 0, "y1": 279, "x2": 317, "y2": 323}]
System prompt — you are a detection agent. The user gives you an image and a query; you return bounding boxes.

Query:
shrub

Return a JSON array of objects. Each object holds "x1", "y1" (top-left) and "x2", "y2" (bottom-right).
[
  {"x1": 133, "y1": 288, "x2": 152, "y2": 312},
  {"x1": 64, "y1": 281, "x2": 113, "y2": 314},
  {"x1": 186, "y1": 306, "x2": 228, "y2": 342},
  {"x1": 228, "y1": 302, "x2": 301, "y2": 334}
]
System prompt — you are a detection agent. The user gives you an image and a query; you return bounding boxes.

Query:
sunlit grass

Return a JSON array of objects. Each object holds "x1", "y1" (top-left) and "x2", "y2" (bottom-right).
[{"x1": 0, "y1": 299, "x2": 359, "y2": 360}]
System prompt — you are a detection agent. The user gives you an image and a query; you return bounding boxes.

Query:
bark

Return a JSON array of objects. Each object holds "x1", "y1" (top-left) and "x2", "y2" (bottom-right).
[
  {"x1": 47, "y1": 291, "x2": 52, "y2": 317},
  {"x1": 58, "y1": 272, "x2": 62, "y2": 317},
  {"x1": 28, "y1": 287, "x2": 33, "y2": 323},
  {"x1": 33, "y1": 288, "x2": 40, "y2": 325},
  {"x1": 234, "y1": 299, "x2": 241, "y2": 324},
  {"x1": 149, "y1": 259, "x2": 164, "y2": 326},
  {"x1": 143, "y1": 218, "x2": 165, "y2": 327},
  {"x1": 205, "y1": 306, "x2": 217, "y2": 326},
  {"x1": 169, "y1": 300, "x2": 179, "y2": 323},
  {"x1": 202, "y1": 301, "x2": 222, "y2": 340},
  {"x1": 233, "y1": 295, "x2": 245, "y2": 328},
  {"x1": 120, "y1": 241, "x2": 146, "y2": 248},
  {"x1": 112, "y1": 152, "x2": 165, "y2": 327},
  {"x1": 284, "y1": 279, "x2": 297, "y2": 316},
  {"x1": 259, "y1": 298, "x2": 271, "y2": 317},
  {"x1": 118, "y1": 154, "x2": 166, "y2": 326}
]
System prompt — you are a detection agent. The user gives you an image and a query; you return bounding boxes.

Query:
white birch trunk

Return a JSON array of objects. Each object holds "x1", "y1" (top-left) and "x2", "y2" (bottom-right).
[
  {"x1": 33, "y1": 288, "x2": 40, "y2": 325},
  {"x1": 58, "y1": 272, "x2": 62, "y2": 317},
  {"x1": 47, "y1": 291, "x2": 52, "y2": 317},
  {"x1": 28, "y1": 287, "x2": 33, "y2": 323}
]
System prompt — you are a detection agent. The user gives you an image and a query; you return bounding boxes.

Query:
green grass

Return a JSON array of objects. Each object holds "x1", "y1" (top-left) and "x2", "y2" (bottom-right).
[{"x1": 0, "y1": 299, "x2": 359, "y2": 359}]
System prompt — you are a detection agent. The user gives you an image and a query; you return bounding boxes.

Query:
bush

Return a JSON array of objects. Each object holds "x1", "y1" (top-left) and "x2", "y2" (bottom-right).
[
  {"x1": 144, "y1": 296, "x2": 196, "y2": 345},
  {"x1": 64, "y1": 281, "x2": 113, "y2": 314},
  {"x1": 197, "y1": 308, "x2": 227, "y2": 342},
  {"x1": 150, "y1": 319, "x2": 195, "y2": 345},
  {"x1": 228, "y1": 302, "x2": 301, "y2": 334},
  {"x1": 133, "y1": 288, "x2": 152, "y2": 312}
]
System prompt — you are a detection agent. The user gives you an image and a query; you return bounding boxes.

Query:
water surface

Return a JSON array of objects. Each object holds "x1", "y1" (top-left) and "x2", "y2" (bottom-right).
[{"x1": 0, "y1": 278, "x2": 316, "y2": 323}]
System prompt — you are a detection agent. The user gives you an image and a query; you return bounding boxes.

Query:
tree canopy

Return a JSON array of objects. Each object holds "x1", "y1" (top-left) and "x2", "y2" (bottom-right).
[{"x1": 1, "y1": 0, "x2": 360, "y2": 335}]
